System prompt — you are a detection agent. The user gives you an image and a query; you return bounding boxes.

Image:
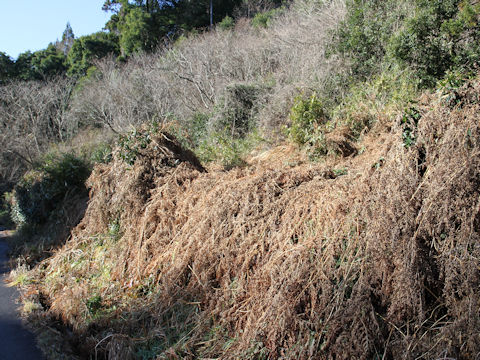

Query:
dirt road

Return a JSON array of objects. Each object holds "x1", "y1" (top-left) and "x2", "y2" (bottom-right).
[{"x1": 0, "y1": 231, "x2": 44, "y2": 360}]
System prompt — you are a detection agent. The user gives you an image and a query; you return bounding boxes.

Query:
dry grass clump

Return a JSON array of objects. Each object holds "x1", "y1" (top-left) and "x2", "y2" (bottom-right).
[{"x1": 22, "y1": 80, "x2": 480, "y2": 359}]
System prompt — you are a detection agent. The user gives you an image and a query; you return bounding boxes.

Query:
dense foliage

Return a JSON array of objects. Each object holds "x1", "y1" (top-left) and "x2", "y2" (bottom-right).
[
  {"x1": 333, "y1": 0, "x2": 480, "y2": 86},
  {"x1": 67, "y1": 32, "x2": 120, "y2": 76},
  {"x1": 10, "y1": 153, "x2": 90, "y2": 227},
  {"x1": 1, "y1": 45, "x2": 67, "y2": 83}
]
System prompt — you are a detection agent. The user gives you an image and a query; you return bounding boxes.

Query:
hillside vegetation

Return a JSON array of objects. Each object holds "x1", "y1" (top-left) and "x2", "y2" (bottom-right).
[
  {"x1": 2, "y1": 0, "x2": 480, "y2": 359},
  {"x1": 16, "y1": 79, "x2": 480, "y2": 359}
]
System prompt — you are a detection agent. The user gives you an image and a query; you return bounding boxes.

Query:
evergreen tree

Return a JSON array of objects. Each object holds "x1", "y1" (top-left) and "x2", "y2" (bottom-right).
[
  {"x1": 67, "y1": 32, "x2": 120, "y2": 76},
  {"x1": 102, "y1": 0, "x2": 244, "y2": 56},
  {"x1": 0, "y1": 52, "x2": 15, "y2": 84},
  {"x1": 30, "y1": 44, "x2": 68, "y2": 79},
  {"x1": 173, "y1": 0, "x2": 242, "y2": 30},
  {"x1": 14, "y1": 51, "x2": 35, "y2": 81},
  {"x1": 236, "y1": 0, "x2": 285, "y2": 18},
  {"x1": 104, "y1": 0, "x2": 172, "y2": 55},
  {"x1": 59, "y1": 22, "x2": 75, "y2": 55},
  {"x1": 118, "y1": 7, "x2": 152, "y2": 55}
]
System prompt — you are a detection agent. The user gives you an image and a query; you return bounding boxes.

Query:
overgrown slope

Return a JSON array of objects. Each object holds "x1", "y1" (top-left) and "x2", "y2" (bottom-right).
[
  {"x1": 5, "y1": 0, "x2": 480, "y2": 359},
  {"x1": 16, "y1": 78, "x2": 480, "y2": 359}
]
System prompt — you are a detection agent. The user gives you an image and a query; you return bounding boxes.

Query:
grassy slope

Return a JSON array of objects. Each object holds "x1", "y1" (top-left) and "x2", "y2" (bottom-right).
[
  {"x1": 6, "y1": 1, "x2": 480, "y2": 359},
  {"x1": 12, "y1": 78, "x2": 480, "y2": 359}
]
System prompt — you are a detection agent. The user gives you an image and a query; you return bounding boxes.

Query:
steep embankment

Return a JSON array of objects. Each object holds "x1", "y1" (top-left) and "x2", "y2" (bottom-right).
[{"x1": 20, "y1": 80, "x2": 480, "y2": 359}]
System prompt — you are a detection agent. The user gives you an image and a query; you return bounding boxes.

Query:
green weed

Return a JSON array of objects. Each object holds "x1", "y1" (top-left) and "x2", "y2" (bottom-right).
[
  {"x1": 86, "y1": 295, "x2": 103, "y2": 316},
  {"x1": 287, "y1": 92, "x2": 327, "y2": 146},
  {"x1": 401, "y1": 105, "x2": 421, "y2": 148},
  {"x1": 251, "y1": 8, "x2": 283, "y2": 28},
  {"x1": 197, "y1": 130, "x2": 263, "y2": 170},
  {"x1": 333, "y1": 168, "x2": 348, "y2": 177},
  {"x1": 218, "y1": 15, "x2": 235, "y2": 31}
]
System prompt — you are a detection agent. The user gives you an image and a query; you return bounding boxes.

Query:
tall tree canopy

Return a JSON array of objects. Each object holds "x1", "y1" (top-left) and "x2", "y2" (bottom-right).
[
  {"x1": 4, "y1": 46, "x2": 68, "y2": 81},
  {"x1": 102, "y1": 0, "x2": 244, "y2": 54},
  {"x1": 67, "y1": 32, "x2": 120, "y2": 76},
  {"x1": 0, "y1": 0, "x2": 284, "y2": 83},
  {"x1": 0, "y1": 52, "x2": 16, "y2": 84},
  {"x1": 30, "y1": 44, "x2": 68, "y2": 79}
]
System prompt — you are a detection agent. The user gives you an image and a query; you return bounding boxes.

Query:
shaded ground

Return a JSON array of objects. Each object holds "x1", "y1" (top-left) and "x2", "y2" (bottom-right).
[{"x1": 0, "y1": 231, "x2": 44, "y2": 360}]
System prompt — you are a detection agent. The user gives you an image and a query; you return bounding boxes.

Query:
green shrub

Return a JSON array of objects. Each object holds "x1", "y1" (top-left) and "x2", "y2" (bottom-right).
[
  {"x1": 332, "y1": 0, "x2": 480, "y2": 87},
  {"x1": 213, "y1": 83, "x2": 265, "y2": 138},
  {"x1": 401, "y1": 104, "x2": 421, "y2": 148},
  {"x1": 40, "y1": 153, "x2": 90, "y2": 191},
  {"x1": 197, "y1": 130, "x2": 262, "y2": 170},
  {"x1": 118, "y1": 121, "x2": 161, "y2": 165},
  {"x1": 11, "y1": 153, "x2": 90, "y2": 227},
  {"x1": 0, "y1": 193, "x2": 13, "y2": 228},
  {"x1": 86, "y1": 295, "x2": 103, "y2": 316},
  {"x1": 387, "y1": 0, "x2": 460, "y2": 86},
  {"x1": 218, "y1": 15, "x2": 235, "y2": 31},
  {"x1": 251, "y1": 8, "x2": 283, "y2": 28},
  {"x1": 332, "y1": 65, "x2": 419, "y2": 138},
  {"x1": 287, "y1": 93, "x2": 327, "y2": 146},
  {"x1": 186, "y1": 112, "x2": 210, "y2": 148},
  {"x1": 89, "y1": 142, "x2": 113, "y2": 164},
  {"x1": 331, "y1": 0, "x2": 409, "y2": 79}
]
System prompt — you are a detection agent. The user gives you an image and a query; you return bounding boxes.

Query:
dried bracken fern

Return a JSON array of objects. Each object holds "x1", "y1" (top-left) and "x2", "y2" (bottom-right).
[{"x1": 25, "y1": 80, "x2": 480, "y2": 359}]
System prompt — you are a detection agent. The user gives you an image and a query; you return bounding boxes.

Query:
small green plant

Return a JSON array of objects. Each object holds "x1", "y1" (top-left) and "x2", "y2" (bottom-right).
[
  {"x1": 118, "y1": 121, "x2": 161, "y2": 165},
  {"x1": 108, "y1": 217, "x2": 122, "y2": 240},
  {"x1": 9, "y1": 264, "x2": 33, "y2": 287},
  {"x1": 436, "y1": 69, "x2": 470, "y2": 107},
  {"x1": 186, "y1": 112, "x2": 209, "y2": 148},
  {"x1": 251, "y1": 8, "x2": 282, "y2": 28},
  {"x1": 89, "y1": 142, "x2": 113, "y2": 164},
  {"x1": 133, "y1": 301, "x2": 199, "y2": 359},
  {"x1": 243, "y1": 340, "x2": 270, "y2": 359},
  {"x1": 372, "y1": 157, "x2": 385, "y2": 169},
  {"x1": 333, "y1": 168, "x2": 348, "y2": 177},
  {"x1": 218, "y1": 15, "x2": 235, "y2": 30},
  {"x1": 331, "y1": 66, "x2": 419, "y2": 139},
  {"x1": 11, "y1": 153, "x2": 90, "y2": 227},
  {"x1": 86, "y1": 295, "x2": 103, "y2": 316},
  {"x1": 287, "y1": 93, "x2": 327, "y2": 146},
  {"x1": 197, "y1": 130, "x2": 263, "y2": 170},
  {"x1": 401, "y1": 105, "x2": 421, "y2": 148}
]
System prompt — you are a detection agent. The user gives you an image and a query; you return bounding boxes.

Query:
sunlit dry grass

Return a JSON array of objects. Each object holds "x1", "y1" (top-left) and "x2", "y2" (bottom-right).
[{"x1": 18, "y1": 78, "x2": 480, "y2": 359}]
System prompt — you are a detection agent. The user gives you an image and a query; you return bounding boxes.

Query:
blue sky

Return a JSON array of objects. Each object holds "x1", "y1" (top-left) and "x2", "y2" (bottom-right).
[{"x1": 0, "y1": 0, "x2": 111, "y2": 59}]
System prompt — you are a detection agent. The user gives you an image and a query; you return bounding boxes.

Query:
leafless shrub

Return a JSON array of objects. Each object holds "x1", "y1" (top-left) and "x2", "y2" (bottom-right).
[
  {"x1": 0, "y1": 77, "x2": 77, "y2": 184},
  {"x1": 69, "y1": 0, "x2": 347, "y2": 136},
  {"x1": 259, "y1": 0, "x2": 347, "y2": 131}
]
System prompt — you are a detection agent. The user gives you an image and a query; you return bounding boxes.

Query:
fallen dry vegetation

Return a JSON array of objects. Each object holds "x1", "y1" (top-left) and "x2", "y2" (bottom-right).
[{"x1": 17, "y1": 79, "x2": 480, "y2": 359}]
